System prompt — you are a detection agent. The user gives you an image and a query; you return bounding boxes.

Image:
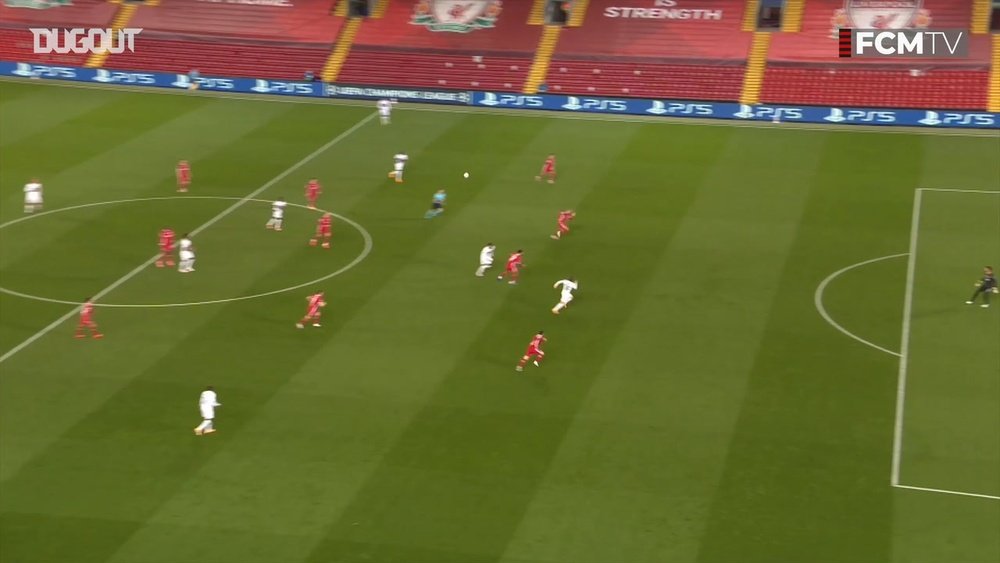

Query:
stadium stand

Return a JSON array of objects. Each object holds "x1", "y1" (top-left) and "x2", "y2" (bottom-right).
[
  {"x1": 101, "y1": 0, "x2": 340, "y2": 78},
  {"x1": 0, "y1": 0, "x2": 115, "y2": 27},
  {"x1": 762, "y1": 0, "x2": 991, "y2": 109},
  {"x1": 0, "y1": 0, "x2": 993, "y2": 110},
  {"x1": 0, "y1": 0, "x2": 116, "y2": 65},
  {"x1": 125, "y1": 0, "x2": 342, "y2": 43},
  {"x1": 105, "y1": 37, "x2": 331, "y2": 79},
  {"x1": 336, "y1": 0, "x2": 537, "y2": 91},
  {"x1": 541, "y1": 0, "x2": 750, "y2": 100}
]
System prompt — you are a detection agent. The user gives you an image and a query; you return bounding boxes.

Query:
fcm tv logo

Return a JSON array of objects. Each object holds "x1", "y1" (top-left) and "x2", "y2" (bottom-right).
[
  {"x1": 839, "y1": 28, "x2": 967, "y2": 58},
  {"x1": 30, "y1": 28, "x2": 142, "y2": 54}
]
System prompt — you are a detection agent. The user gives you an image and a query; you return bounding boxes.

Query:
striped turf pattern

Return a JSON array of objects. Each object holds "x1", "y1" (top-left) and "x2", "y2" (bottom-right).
[{"x1": 0, "y1": 81, "x2": 998, "y2": 563}]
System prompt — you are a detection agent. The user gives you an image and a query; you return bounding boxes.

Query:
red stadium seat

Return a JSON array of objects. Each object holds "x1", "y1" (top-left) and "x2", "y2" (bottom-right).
[
  {"x1": 106, "y1": 38, "x2": 329, "y2": 80},
  {"x1": 338, "y1": 50, "x2": 530, "y2": 92}
]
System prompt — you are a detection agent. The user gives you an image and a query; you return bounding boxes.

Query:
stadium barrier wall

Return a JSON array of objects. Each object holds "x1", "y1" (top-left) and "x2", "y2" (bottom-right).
[{"x1": 2, "y1": 61, "x2": 997, "y2": 129}]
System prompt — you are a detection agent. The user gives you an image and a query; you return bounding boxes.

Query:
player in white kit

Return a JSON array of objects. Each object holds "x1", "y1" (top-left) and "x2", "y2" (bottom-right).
[
  {"x1": 476, "y1": 243, "x2": 496, "y2": 277},
  {"x1": 551, "y1": 278, "x2": 578, "y2": 314},
  {"x1": 23, "y1": 178, "x2": 43, "y2": 213},
  {"x1": 387, "y1": 152, "x2": 408, "y2": 184},
  {"x1": 377, "y1": 99, "x2": 395, "y2": 125},
  {"x1": 266, "y1": 197, "x2": 287, "y2": 231},
  {"x1": 193, "y1": 386, "x2": 221, "y2": 435},
  {"x1": 178, "y1": 234, "x2": 195, "y2": 273}
]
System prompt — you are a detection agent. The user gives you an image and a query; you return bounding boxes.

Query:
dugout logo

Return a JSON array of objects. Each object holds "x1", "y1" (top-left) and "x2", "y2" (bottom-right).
[{"x1": 30, "y1": 27, "x2": 142, "y2": 54}]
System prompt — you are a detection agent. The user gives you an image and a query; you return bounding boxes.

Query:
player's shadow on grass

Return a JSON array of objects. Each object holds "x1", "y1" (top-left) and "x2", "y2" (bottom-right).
[
  {"x1": 525, "y1": 371, "x2": 551, "y2": 394},
  {"x1": 913, "y1": 305, "x2": 980, "y2": 320}
]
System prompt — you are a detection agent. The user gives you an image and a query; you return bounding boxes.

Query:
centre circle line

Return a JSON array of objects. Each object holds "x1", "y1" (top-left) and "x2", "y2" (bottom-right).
[{"x1": 0, "y1": 196, "x2": 373, "y2": 308}]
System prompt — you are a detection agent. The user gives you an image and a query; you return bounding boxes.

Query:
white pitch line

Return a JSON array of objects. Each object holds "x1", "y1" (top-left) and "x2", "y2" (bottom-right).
[
  {"x1": 0, "y1": 111, "x2": 376, "y2": 365},
  {"x1": 891, "y1": 188, "x2": 923, "y2": 487},
  {"x1": 814, "y1": 253, "x2": 907, "y2": 358},
  {"x1": 3, "y1": 77, "x2": 1000, "y2": 138},
  {"x1": 893, "y1": 484, "x2": 1000, "y2": 501},
  {"x1": 917, "y1": 188, "x2": 1000, "y2": 194}
]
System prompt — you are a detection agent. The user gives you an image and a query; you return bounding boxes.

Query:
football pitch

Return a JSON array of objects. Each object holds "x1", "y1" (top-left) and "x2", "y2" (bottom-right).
[{"x1": 0, "y1": 80, "x2": 998, "y2": 563}]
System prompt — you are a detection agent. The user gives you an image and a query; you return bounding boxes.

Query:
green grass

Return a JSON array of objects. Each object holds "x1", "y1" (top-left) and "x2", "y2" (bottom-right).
[{"x1": 0, "y1": 81, "x2": 998, "y2": 563}]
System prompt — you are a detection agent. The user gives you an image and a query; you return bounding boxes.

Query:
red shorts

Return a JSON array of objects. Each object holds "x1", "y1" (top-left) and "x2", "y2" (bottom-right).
[
  {"x1": 177, "y1": 175, "x2": 190, "y2": 184},
  {"x1": 305, "y1": 307, "x2": 321, "y2": 318},
  {"x1": 542, "y1": 165, "x2": 555, "y2": 175},
  {"x1": 524, "y1": 347, "x2": 543, "y2": 358},
  {"x1": 160, "y1": 245, "x2": 173, "y2": 254},
  {"x1": 307, "y1": 192, "x2": 319, "y2": 200},
  {"x1": 79, "y1": 317, "x2": 95, "y2": 326},
  {"x1": 557, "y1": 222, "x2": 569, "y2": 232},
  {"x1": 318, "y1": 228, "x2": 331, "y2": 237}
]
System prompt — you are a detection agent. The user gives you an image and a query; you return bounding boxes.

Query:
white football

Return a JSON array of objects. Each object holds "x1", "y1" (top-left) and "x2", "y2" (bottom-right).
[{"x1": 463, "y1": 172, "x2": 470, "y2": 178}]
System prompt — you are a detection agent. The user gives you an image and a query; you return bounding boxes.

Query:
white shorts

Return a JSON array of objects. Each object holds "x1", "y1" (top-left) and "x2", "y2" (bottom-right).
[
  {"x1": 394, "y1": 163, "x2": 405, "y2": 172},
  {"x1": 379, "y1": 109, "x2": 391, "y2": 117},
  {"x1": 25, "y1": 193, "x2": 42, "y2": 204},
  {"x1": 200, "y1": 407, "x2": 214, "y2": 420},
  {"x1": 272, "y1": 211, "x2": 284, "y2": 220},
  {"x1": 180, "y1": 250, "x2": 195, "y2": 261},
  {"x1": 560, "y1": 293, "x2": 574, "y2": 304}
]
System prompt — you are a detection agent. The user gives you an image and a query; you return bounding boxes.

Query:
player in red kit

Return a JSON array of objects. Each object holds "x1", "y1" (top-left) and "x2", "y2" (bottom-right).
[
  {"x1": 535, "y1": 154, "x2": 556, "y2": 184},
  {"x1": 156, "y1": 228, "x2": 175, "y2": 268},
  {"x1": 305, "y1": 179, "x2": 321, "y2": 209},
  {"x1": 176, "y1": 160, "x2": 191, "y2": 192},
  {"x1": 516, "y1": 331, "x2": 546, "y2": 371},
  {"x1": 75, "y1": 298, "x2": 103, "y2": 339},
  {"x1": 497, "y1": 250, "x2": 524, "y2": 284},
  {"x1": 310, "y1": 213, "x2": 333, "y2": 248},
  {"x1": 551, "y1": 209, "x2": 576, "y2": 240},
  {"x1": 296, "y1": 291, "x2": 326, "y2": 328}
]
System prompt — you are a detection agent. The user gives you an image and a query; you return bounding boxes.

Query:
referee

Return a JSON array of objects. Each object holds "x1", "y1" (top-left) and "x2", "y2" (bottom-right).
[{"x1": 966, "y1": 266, "x2": 997, "y2": 308}]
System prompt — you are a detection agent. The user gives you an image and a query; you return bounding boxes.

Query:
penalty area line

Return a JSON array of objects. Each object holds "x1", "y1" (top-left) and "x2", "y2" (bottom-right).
[
  {"x1": 0, "y1": 111, "x2": 376, "y2": 365},
  {"x1": 893, "y1": 484, "x2": 1000, "y2": 501},
  {"x1": 814, "y1": 253, "x2": 907, "y2": 358}
]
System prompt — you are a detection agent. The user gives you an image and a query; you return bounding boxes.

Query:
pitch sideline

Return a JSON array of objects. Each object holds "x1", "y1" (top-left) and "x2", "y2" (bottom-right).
[{"x1": 2, "y1": 77, "x2": 998, "y2": 138}]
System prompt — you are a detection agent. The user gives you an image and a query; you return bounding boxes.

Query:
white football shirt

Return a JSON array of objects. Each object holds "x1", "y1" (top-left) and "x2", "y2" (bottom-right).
[
  {"x1": 480, "y1": 245, "x2": 495, "y2": 264},
  {"x1": 199, "y1": 389, "x2": 219, "y2": 408},
  {"x1": 272, "y1": 200, "x2": 287, "y2": 218},
  {"x1": 554, "y1": 279, "x2": 578, "y2": 297}
]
